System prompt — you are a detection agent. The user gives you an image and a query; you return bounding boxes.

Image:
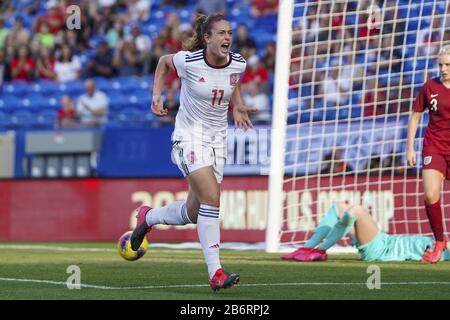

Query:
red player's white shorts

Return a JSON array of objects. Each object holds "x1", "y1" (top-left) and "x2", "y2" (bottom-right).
[{"x1": 422, "y1": 153, "x2": 450, "y2": 180}]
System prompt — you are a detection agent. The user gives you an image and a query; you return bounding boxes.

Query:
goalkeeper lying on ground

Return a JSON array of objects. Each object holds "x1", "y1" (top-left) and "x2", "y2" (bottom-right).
[{"x1": 281, "y1": 202, "x2": 450, "y2": 263}]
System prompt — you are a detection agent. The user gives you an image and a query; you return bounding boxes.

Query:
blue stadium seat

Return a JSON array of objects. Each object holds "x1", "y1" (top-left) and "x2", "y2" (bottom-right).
[
  {"x1": 58, "y1": 80, "x2": 85, "y2": 96},
  {"x1": 0, "y1": 111, "x2": 8, "y2": 127},
  {"x1": 36, "y1": 109, "x2": 57, "y2": 128},
  {"x1": 114, "y1": 107, "x2": 145, "y2": 125},
  {"x1": 128, "y1": 92, "x2": 151, "y2": 110},
  {"x1": 300, "y1": 112, "x2": 311, "y2": 123},
  {"x1": 406, "y1": 19, "x2": 419, "y2": 32},
  {"x1": 350, "y1": 107, "x2": 362, "y2": 118},
  {"x1": 338, "y1": 108, "x2": 349, "y2": 119},
  {"x1": 415, "y1": 58, "x2": 427, "y2": 70},
  {"x1": 92, "y1": 77, "x2": 111, "y2": 91},
  {"x1": 345, "y1": 13, "x2": 357, "y2": 25},
  {"x1": 23, "y1": 94, "x2": 50, "y2": 112},
  {"x1": 3, "y1": 81, "x2": 29, "y2": 95},
  {"x1": 312, "y1": 110, "x2": 325, "y2": 121},
  {"x1": 326, "y1": 109, "x2": 337, "y2": 120},
  {"x1": 421, "y1": 4, "x2": 434, "y2": 16},
  {"x1": 107, "y1": 92, "x2": 129, "y2": 111},
  {"x1": 111, "y1": 76, "x2": 142, "y2": 92},
  {"x1": 301, "y1": 85, "x2": 312, "y2": 97},
  {"x1": 9, "y1": 110, "x2": 36, "y2": 128},
  {"x1": 0, "y1": 95, "x2": 21, "y2": 112}
]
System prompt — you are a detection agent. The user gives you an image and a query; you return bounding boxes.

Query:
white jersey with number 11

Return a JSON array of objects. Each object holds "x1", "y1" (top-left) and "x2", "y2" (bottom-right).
[{"x1": 172, "y1": 49, "x2": 247, "y2": 142}]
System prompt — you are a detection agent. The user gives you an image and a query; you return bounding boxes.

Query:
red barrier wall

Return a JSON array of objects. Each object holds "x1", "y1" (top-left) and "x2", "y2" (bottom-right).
[
  {"x1": 0, "y1": 177, "x2": 269, "y2": 242},
  {"x1": 1, "y1": 176, "x2": 449, "y2": 242}
]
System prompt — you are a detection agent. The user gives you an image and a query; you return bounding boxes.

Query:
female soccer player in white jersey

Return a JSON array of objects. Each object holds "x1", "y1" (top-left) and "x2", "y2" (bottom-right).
[{"x1": 130, "y1": 13, "x2": 256, "y2": 291}]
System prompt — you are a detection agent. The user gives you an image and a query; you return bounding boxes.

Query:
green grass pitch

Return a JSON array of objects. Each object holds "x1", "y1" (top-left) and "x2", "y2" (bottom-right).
[{"x1": 0, "y1": 242, "x2": 449, "y2": 300}]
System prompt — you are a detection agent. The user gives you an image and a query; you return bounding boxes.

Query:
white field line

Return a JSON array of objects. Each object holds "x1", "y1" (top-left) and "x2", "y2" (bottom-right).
[
  {"x1": 0, "y1": 277, "x2": 449, "y2": 290},
  {"x1": 0, "y1": 244, "x2": 200, "y2": 254}
]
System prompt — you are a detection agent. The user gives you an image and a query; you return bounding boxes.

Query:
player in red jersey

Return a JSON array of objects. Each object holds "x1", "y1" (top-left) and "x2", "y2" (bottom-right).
[{"x1": 406, "y1": 45, "x2": 450, "y2": 263}]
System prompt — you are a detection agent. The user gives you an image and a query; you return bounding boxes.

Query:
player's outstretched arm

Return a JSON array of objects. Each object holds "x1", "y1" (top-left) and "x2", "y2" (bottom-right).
[
  {"x1": 151, "y1": 54, "x2": 175, "y2": 117},
  {"x1": 406, "y1": 111, "x2": 422, "y2": 167}
]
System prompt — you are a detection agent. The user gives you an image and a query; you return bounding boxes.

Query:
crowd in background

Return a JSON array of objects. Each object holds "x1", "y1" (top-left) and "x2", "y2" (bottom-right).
[
  {"x1": 289, "y1": 0, "x2": 450, "y2": 117},
  {"x1": 0, "y1": 0, "x2": 279, "y2": 127}
]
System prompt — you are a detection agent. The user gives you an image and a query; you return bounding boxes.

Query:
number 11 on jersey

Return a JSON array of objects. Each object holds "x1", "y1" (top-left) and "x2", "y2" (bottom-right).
[{"x1": 211, "y1": 89, "x2": 224, "y2": 107}]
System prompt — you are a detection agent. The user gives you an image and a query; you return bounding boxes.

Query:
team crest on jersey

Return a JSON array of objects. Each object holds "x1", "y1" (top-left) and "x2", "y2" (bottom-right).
[
  {"x1": 424, "y1": 156, "x2": 432, "y2": 165},
  {"x1": 186, "y1": 151, "x2": 197, "y2": 165},
  {"x1": 229, "y1": 73, "x2": 240, "y2": 86}
]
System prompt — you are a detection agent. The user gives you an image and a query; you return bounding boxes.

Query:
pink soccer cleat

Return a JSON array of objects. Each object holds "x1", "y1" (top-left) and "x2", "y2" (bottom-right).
[
  {"x1": 130, "y1": 206, "x2": 152, "y2": 251},
  {"x1": 293, "y1": 248, "x2": 328, "y2": 262},
  {"x1": 209, "y1": 268, "x2": 240, "y2": 292},
  {"x1": 422, "y1": 240, "x2": 446, "y2": 264},
  {"x1": 281, "y1": 247, "x2": 314, "y2": 260}
]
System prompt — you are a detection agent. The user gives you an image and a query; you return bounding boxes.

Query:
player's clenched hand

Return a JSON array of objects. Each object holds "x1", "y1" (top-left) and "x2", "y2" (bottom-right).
[
  {"x1": 406, "y1": 148, "x2": 416, "y2": 167},
  {"x1": 151, "y1": 95, "x2": 168, "y2": 117}
]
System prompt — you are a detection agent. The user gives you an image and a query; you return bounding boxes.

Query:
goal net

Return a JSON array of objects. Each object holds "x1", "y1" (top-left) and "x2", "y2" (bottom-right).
[{"x1": 266, "y1": 0, "x2": 450, "y2": 252}]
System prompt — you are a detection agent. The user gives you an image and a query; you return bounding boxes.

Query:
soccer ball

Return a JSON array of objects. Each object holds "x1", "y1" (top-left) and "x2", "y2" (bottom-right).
[{"x1": 117, "y1": 231, "x2": 148, "y2": 261}]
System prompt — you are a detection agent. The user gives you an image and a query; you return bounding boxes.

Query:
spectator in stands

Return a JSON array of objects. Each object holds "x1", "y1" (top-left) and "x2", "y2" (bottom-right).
[
  {"x1": 0, "y1": 48, "x2": 10, "y2": 86},
  {"x1": 159, "y1": 88, "x2": 179, "y2": 125},
  {"x1": 164, "y1": 12, "x2": 182, "y2": 52},
  {"x1": 57, "y1": 95, "x2": 79, "y2": 128},
  {"x1": 36, "y1": 46, "x2": 57, "y2": 80},
  {"x1": 375, "y1": 35, "x2": 402, "y2": 74},
  {"x1": 232, "y1": 24, "x2": 257, "y2": 59},
  {"x1": 321, "y1": 147, "x2": 348, "y2": 174},
  {"x1": 106, "y1": 19, "x2": 125, "y2": 49},
  {"x1": 262, "y1": 41, "x2": 275, "y2": 72},
  {"x1": 7, "y1": 16, "x2": 31, "y2": 48},
  {"x1": 93, "y1": 4, "x2": 116, "y2": 35},
  {"x1": 417, "y1": 15, "x2": 444, "y2": 58},
  {"x1": 445, "y1": 3, "x2": 450, "y2": 42},
  {"x1": 250, "y1": 0, "x2": 278, "y2": 18},
  {"x1": 319, "y1": 61, "x2": 350, "y2": 107},
  {"x1": 382, "y1": 0, "x2": 406, "y2": 47},
  {"x1": 194, "y1": 0, "x2": 227, "y2": 16},
  {"x1": 85, "y1": 40, "x2": 115, "y2": 78},
  {"x1": 10, "y1": 44, "x2": 35, "y2": 82},
  {"x1": 76, "y1": 79, "x2": 109, "y2": 127},
  {"x1": 161, "y1": 0, "x2": 188, "y2": 7},
  {"x1": 0, "y1": 16, "x2": 9, "y2": 50},
  {"x1": 33, "y1": 0, "x2": 65, "y2": 35},
  {"x1": 35, "y1": 21, "x2": 55, "y2": 49},
  {"x1": 29, "y1": 36, "x2": 43, "y2": 59},
  {"x1": 61, "y1": 29, "x2": 90, "y2": 54},
  {"x1": 243, "y1": 81, "x2": 270, "y2": 125},
  {"x1": 126, "y1": 0, "x2": 152, "y2": 22},
  {"x1": 339, "y1": 53, "x2": 364, "y2": 91},
  {"x1": 241, "y1": 55, "x2": 270, "y2": 93},
  {"x1": 145, "y1": 43, "x2": 164, "y2": 74},
  {"x1": 113, "y1": 40, "x2": 141, "y2": 76},
  {"x1": 127, "y1": 24, "x2": 152, "y2": 67},
  {"x1": 362, "y1": 76, "x2": 386, "y2": 117},
  {"x1": 8, "y1": 0, "x2": 41, "y2": 15},
  {"x1": 55, "y1": 44, "x2": 82, "y2": 83}
]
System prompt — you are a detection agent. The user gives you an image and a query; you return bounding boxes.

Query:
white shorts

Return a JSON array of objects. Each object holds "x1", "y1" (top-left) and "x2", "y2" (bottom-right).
[{"x1": 171, "y1": 140, "x2": 226, "y2": 183}]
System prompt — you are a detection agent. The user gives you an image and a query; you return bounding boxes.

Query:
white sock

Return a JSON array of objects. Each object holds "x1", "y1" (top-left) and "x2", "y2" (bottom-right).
[
  {"x1": 197, "y1": 204, "x2": 222, "y2": 279},
  {"x1": 146, "y1": 201, "x2": 192, "y2": 226}
]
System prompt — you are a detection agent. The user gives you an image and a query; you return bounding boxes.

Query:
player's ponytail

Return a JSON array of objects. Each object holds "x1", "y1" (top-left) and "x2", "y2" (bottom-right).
[
  {"x1": 183, "y1": 13, "x2": 227, "y2": 52},
  {"x1": 183, "y1": 14, "x2": 207, "y2": 52}
]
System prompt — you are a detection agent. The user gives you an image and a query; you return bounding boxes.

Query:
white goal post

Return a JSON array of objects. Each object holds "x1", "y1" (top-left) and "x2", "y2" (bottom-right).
[{"x1": 266, "y1": 0, "x2": 450, "y2": 253}]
